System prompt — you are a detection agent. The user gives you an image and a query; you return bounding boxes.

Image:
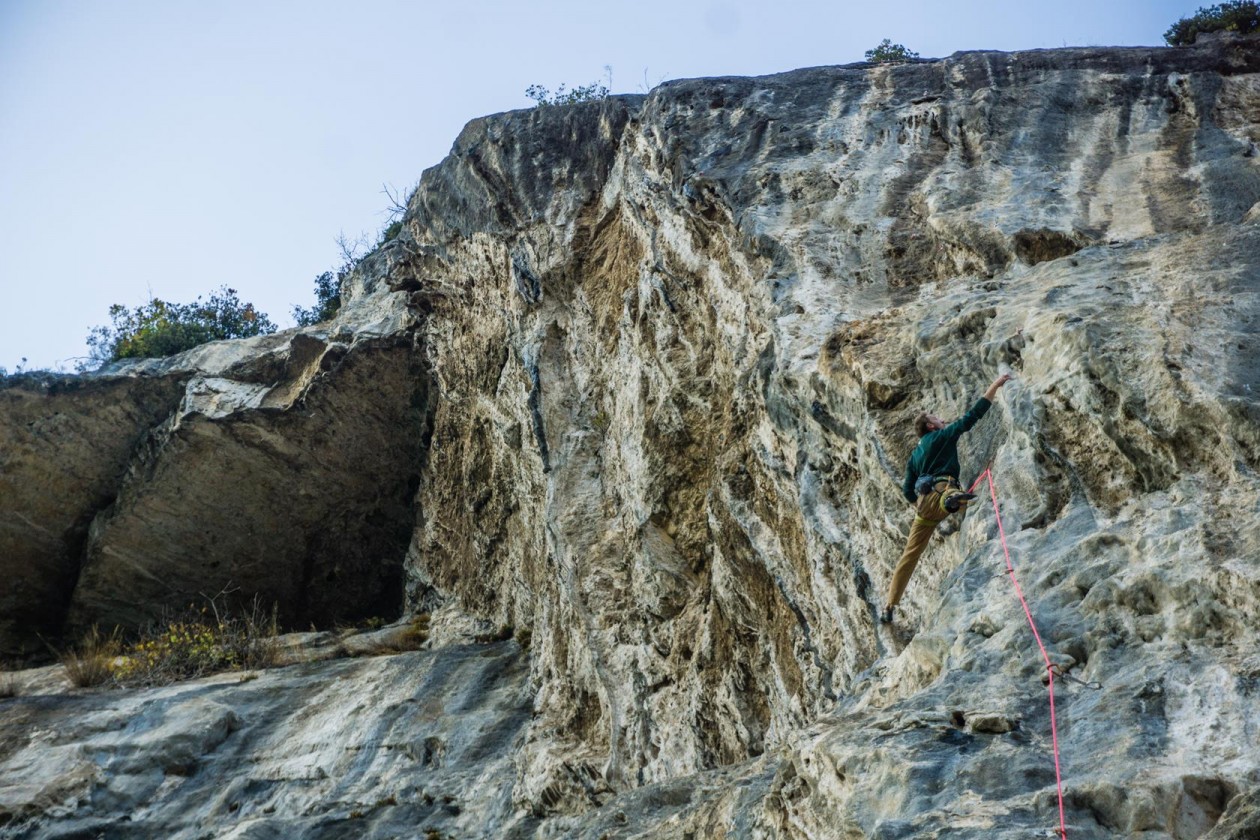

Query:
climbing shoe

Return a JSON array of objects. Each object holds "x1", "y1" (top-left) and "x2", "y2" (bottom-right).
[
  {"x1": 880, "y1": 605, "x2": 895, "y2": 624},
  {"x1": 944, "y1": 492, "x2": 977, "y2": 513}
]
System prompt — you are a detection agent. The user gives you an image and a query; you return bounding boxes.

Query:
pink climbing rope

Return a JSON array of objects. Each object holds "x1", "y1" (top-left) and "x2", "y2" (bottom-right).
[{"x1": 969, "y1": 467, "x2": 1069, "y2": 839}]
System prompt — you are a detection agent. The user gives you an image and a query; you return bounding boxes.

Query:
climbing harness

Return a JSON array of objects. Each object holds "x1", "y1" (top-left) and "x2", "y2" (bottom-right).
[{"x1": 965, "y1": 467, "x2": 1101, "y2": 840}]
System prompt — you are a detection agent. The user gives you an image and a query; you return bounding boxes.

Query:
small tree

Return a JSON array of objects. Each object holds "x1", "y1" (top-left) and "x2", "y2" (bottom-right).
[
  {"x1": 1165, "y1": 1, "x2": 1260, "y2": 44},
  {"x1": 865, "y1": 39, "x2": 920, "y2": 64},
  {"x1": 291, "y1": 230, "x2": 372, "y2": 327},
  {"x1": 292, "y1": 270, "x2": 343, "y2": 326},
  {"x1": 291, "y1": 184, "x2": 415, "y2": 330},
  {"x1": 378, "y1": 181, "x2": 415, "y2": 246},
  {"x1": 83, "y1": 286, "x2": 277, "y2": 368}
]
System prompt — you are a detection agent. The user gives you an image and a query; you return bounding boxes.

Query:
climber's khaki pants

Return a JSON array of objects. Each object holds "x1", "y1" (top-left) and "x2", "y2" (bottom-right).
[{"x1": 887, "y1": 480, "x2": 969, "y2": 608}]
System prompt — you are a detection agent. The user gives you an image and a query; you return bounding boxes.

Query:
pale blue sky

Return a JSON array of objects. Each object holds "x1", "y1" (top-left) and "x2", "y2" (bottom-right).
[{"x1": 1, "y1": 0, "x2": 1190, "y2": 370}]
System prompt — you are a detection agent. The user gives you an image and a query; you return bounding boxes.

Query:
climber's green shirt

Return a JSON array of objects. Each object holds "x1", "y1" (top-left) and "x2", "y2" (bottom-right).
[{"x1": 901, "y1": 397, "x2": 991, "y2": 503}]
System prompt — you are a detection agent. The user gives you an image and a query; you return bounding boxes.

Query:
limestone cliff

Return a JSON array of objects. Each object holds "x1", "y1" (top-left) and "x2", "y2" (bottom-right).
[{"x1": 3, "y1": 36, "x2": 1260, "y2": 839}]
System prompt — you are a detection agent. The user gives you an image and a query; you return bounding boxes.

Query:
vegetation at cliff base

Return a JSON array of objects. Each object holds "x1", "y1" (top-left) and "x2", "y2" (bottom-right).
[
  {"x1": 1165, "y1": 1, "x2": 1260, "y2": 44},
  {"x1": 83, "y1": 286, "x2": 277, "y2": 368},
  {"x1": 865, "y1": 39, "x2": 920, "y2": 63},
  {"x1": 61, "y1": 597, "x2": 279, "y2": 688},
  {"x1": 61, "y1": 625, "x2": 121, "y2": 687}
]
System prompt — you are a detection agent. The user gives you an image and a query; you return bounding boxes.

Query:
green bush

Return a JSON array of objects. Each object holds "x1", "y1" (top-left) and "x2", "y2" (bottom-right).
[
  {"x1": 379, "y1": 219, "x2": 403, "y2": 243},
  {"x1": 84, "y1": 286, "x2": 276, "y2": 368},
  {"x1": 292, "y1": 270, "x2": 344, "y2": 327},
  {"x1": 526, "y1": 80, "x2": 610, "y2": 106},
  {"x1": 112, "y1": 599, "x2": 278, "y2": 686},
  {"x1": 1165, "y1": 1, "x2": 1260, "y2": 44},
  {"x1": 61, "y1": 597, "x2": 280, "y2": 689},
  {"x1": 865, "y1": 39, "x2": 920, "y2": 63}
]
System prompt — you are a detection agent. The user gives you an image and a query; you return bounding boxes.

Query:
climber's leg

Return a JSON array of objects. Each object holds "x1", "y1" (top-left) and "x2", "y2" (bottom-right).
[{"x1": 885, "y1": 496, "x2": 945, "y2": 614}]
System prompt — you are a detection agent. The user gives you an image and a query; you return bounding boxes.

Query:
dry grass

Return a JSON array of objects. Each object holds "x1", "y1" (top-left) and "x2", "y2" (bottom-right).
[
  {"x1": 217, "y1": 595, "x2": 281, "y2": 671},
  {"x1": 474, "y1": 623, "x2": 514, "y2": 644},
  {"x1": 400, "y1": 613, "x2": 431, "y2": 649},
  {"x1": 62, "y1": 626, "x2": 120, "y2": 688},
  {"x1": 59, "y1": 594, "x2": 281, "y2": 689},
  {"x1": 356, "y1": 613, "x2": 431, "y2": 657},
  {"x1": 113, "y1": 596, "x2": 280, "y2": 687}
]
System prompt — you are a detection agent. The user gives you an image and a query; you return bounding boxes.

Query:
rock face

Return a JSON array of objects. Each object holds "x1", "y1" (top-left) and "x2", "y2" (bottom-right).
[
  {"x1": 2, "y1": 321, "x2": 430, "y2": 657},
  {"x1": 0, "y1": 375, "x2": 188, "y2": 658},
  {"x1": 65, "y1": 334, "x2": 432, "y2": 638},
  {"x1": 0, "y1": 641, "x2": 532, "y2": 839},
  {"x1": 4, "y1": 36, "x2": 1260, "y2": 839}
]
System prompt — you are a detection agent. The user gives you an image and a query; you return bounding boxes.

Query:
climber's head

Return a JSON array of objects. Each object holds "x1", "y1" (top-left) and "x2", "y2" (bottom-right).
[{"x1": 915, "y1": 413, "x2": 945, "y2": 437}]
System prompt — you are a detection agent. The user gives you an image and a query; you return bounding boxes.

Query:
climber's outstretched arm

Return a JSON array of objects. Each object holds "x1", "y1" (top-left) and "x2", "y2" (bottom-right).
[
  {"x1": 943, "y1": 374, "x2": 1012, "y2": 439},
  {"x1": 983, "y1": 373, "x2": 1013, "y2": 402}
]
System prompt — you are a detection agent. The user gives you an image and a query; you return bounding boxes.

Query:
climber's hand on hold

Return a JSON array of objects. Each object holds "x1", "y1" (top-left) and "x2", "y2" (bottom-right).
[{"x1": 984, "y1": 373, "x2": 1013, "y2": 401}]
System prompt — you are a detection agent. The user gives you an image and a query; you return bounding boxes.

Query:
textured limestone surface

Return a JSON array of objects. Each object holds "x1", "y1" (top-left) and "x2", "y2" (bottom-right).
[
  {"x1": 0, "y1": 638, "x2": 533, "y2": 838},
  {"x1": 4, "y1": 36, "x2": 1260, "y2": 838}
]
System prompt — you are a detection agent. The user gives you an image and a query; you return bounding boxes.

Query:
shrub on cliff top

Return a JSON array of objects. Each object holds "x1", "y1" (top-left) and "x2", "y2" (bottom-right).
[
  {"x1": 526, "y1": 69, "x2": 612, "y2": 106},
  {"x1": 83, "y1": 286, "x2": 277, "y2": 368},
  {"x1": 292, "y1": 200, "x2": 409, "y2": 328},
  {"x1": 865, "y1": 39, "x2": 920, "y2": 63},
  {"x1": 1165, "y1": 1, "x2": 1260, "y2": 44}
]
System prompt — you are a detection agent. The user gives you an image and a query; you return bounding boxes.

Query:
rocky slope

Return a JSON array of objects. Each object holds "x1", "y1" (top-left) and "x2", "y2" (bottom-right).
[{"x1": 3, "y1": 35, "x2": 1260, "y2": 839}]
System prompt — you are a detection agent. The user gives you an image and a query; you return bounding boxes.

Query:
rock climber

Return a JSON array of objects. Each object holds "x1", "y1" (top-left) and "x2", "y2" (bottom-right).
[{"x1": 881, "y1": 372, "x2": 1013, "y2": 624}]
